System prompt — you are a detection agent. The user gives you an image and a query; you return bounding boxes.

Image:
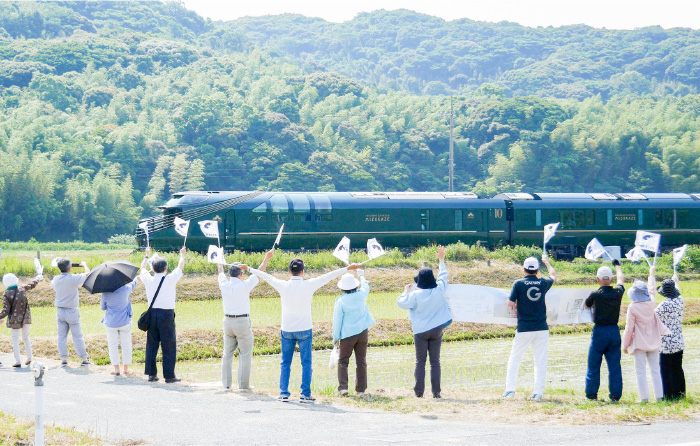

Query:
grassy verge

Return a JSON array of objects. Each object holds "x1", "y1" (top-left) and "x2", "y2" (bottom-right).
[
  {"x1": 3, "y1": 242, "x2": 700, "y2": 278},
  {"x1": 0, "y1": 411, "x2": 107, "y2": 445}
]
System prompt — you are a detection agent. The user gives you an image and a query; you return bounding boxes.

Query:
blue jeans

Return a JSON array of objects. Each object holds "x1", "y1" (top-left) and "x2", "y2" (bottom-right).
[
  {"x1": 280, "y1": 329, "x2": 313, "y2": 397},
  {"x1": 585, "y1": 324, "x2": 623, "y2": 400}
]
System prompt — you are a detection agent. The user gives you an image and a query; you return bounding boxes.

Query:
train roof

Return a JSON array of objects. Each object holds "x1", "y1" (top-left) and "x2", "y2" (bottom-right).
[{"x1": 493, "y1": 192, "x2": 700, "y2": 202}]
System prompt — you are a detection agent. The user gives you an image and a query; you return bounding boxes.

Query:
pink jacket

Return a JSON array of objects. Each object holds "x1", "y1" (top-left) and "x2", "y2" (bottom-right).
[{"x1": 622, "y1": 300, "x2": 670, "y2": 355}]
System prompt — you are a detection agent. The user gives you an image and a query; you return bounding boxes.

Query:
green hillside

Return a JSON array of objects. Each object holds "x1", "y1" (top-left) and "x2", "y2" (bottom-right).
[{"x1": 1, "y1": 1, "x2": 700, "y2": 242}]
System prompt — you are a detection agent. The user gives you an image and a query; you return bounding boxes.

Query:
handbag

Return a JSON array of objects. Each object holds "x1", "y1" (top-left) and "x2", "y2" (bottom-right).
[{"x1": 138, "y1": 277, "x2": 165, "y2": 332}]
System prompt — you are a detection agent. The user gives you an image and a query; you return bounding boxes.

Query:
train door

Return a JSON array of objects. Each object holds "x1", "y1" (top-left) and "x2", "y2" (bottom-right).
[{"x1": 224, "y1": 210, "x2": 236, "y2": 249}]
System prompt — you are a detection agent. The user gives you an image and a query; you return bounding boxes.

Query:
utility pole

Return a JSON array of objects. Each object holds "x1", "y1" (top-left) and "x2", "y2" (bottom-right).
[
  {"x1": 439, "y1": 96, "x2": 455, "y2": 192},
  {"x1": 449, "y1": 96, "x2": 454, "y2": 192}
]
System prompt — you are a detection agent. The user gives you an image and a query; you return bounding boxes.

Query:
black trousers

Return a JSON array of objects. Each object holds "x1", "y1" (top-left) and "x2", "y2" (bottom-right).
[
  {"x1": 145, "y1": 309, "x2": 177, "y2": 379},
  {"x1": 660, "y1": 350, "x2": 686, "y2": 400},
  {"x1": 413, "y1": 325, "x2": 444, "y2": 397}
]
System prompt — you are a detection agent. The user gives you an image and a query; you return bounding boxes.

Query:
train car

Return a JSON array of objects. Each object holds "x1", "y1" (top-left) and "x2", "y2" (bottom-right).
[
  {"x1": 136, "y1": 191, "x2": 508, "y2": 252},
  {"x1": 494, "y1": 192, "x2": 700, "y2": 257}
]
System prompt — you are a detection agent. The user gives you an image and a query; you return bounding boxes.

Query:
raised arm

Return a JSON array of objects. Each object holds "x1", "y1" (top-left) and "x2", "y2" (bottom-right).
[
  {"x1": 612, "y1": 259, "x2": 623, "y2": 286},
  {"x1": 258, "y1": 249, "x2": 273, "y2": 272},
  {"x1": 178, "y1": 247, "x2": 186, "y2": 272},
  {"x1": 141, "y1": 247, "x2": 151, "y2": 270},
  {"x1": 541, "y1": 253, "x2": 556, "y2": 283},
  {"x1": 648, "y1": 266, "x2": 657, "y2": 299},
  {"x1": 397, "y1": 284, "x2": 417, "y2": 309},
  {"x1": 81, "y1": 261, "x2": 91, "y2": 275}
]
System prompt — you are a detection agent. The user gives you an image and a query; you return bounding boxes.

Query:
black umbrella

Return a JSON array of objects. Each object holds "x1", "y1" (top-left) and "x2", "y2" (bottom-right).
[{"x1": 83, "y1": 260, "x2": 140, "y2": 294}]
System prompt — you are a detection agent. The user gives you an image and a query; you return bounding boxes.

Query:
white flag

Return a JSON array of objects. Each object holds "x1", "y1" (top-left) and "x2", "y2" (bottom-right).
[
  {"x1": 625, "y1": 246, "x2": 648, "y2": 263},
  {"x1": 366, "y1": 238, "x2": 385, "y2": 260},
  {"x1": 207, "y1": 245, "x2": 226, "y2": 264},
  {"x1": 50, "y1": 257, "x2": 60, "y2": 268},
  {"x1": 333, "y1": 236, "x2": 351, "y2": 265},
  {"x1": 635, "y1": 230, "x2": 661, "y2": 253},
  {"x1": 174, "y1": 217, "x2": 190, "y2": 237},
  {"x1": 543, "y1": 222, "x2": 559, "y2": 244},
  {"x1": 274, "y1": 223, "x2": 285, "y2": 246},
  {"x1": 585, "y1": 238, "x2": 607, "y2": 260},
  {"x1": 673, "y1": 244, "x2": 689, "y2": 267},
  {"x1": 198, "y1": 220, "x2": 219, "y2": 239},
  {"x1": 33, "y1": 258, "x2": 43, "y2": 275},
  {"x1": 138, "y1": 221, "x2": 149, "y2": 235}
]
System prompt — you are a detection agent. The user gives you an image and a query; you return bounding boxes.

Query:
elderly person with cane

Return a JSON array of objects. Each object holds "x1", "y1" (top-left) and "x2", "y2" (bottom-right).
[
  {"x1": 397, "y1": 246, "x2": 452, "y2": 399},
  {"x1": 333, "y1": 268, "x2": 374, "y2": 396}
]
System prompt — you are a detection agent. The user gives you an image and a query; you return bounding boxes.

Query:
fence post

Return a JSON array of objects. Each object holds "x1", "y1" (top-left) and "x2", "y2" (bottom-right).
[{"x1": 32, "y1": 362, "x2": 45, "y2": 446}]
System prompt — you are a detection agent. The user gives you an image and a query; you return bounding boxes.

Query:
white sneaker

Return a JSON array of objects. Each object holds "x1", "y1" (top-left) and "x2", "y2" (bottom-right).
[
  {"x1": 339, "y1": 389, "x2": 348, "y2": 397},
  {"x1": 530, "y1": 394, "x2": 543, "y2": 401},
  {"x1": 357, "y1": 392, "x2": 365, "y2": 397},
  {"x1": 501, "y1": 391, "x2": 515, "y2": 399}
]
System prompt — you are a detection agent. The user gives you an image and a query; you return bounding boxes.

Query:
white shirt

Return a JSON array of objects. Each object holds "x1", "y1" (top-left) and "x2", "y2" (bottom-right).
[
  {"x1": 249, "y1": 267, "x2": 348, "y2": 332},
  {"x1": 51, "y1": 273, "x2": 88, "y2": 308},
  {"x1": 218, "y1": 273, "x2": 259, "y2": 315},
  {"x1": 140, "y1": 268, "x2": 183, "y2": 310}
]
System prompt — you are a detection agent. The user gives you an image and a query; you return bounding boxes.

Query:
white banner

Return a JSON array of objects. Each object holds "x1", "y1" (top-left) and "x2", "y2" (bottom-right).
[
  {"x1": 585, "y1": 238, "x2": 607, "y2": 260},
  {"x1": 626, "y1": 246, "x2": 648, "y2": 263},
  {"x1": 444, "y1": 284, "x2": 594, "y2": 325},
  {"x1": 673, "y1": 244, "x2": 689, "y2": 267},
  {"x1": 274, "y1": 223, "x2": 285, "y2": 246},
  {"x1": 333, "y1": 236, "x2": 350, "y2": 265},
  {"x1": 207, "y1": 245, "x2": 226, "y2": 264},
  {"x1": 543, "y1": 222, "x2": 559, "y2": 244},
  {"x1": 635, "y1": 230, "x2": 661, "y2": 253},
  {"x1": 33, "y1": 258, "x2": 43, "y2": 275},
  {"x1": 198, "y1": 220, "x2": 219, "y2": 239},
  {"x1": 366, "y1": 238, "x2": 385, "y2": 260},
  {"x1": 174, "y1": 217, "x2": 190, "y2": 237}
]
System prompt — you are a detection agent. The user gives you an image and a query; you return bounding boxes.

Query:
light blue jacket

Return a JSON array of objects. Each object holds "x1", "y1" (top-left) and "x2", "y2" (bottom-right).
[
  {"x1": 397, "y1": 262, "x2": 452, "y2": 335},
  {"x1": 332, "y1": 278, "x2": 375, "y2": 340},
  {"x1": 100, "y1": 279, "x2": 138, "y2": 328}
]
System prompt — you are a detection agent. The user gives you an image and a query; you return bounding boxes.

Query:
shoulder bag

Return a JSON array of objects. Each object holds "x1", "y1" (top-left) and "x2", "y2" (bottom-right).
[{"x1": 138, "y1": 277, "x2": 165, "y2": 332}]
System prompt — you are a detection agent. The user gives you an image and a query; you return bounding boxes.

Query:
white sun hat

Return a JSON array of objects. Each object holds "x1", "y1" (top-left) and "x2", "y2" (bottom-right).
[
  {"x1": 337, "y1": 273, "x2": 360, "y2": 291},
  {"x1": 3, "y1": 273, "x2": 18, "y2": 287}
]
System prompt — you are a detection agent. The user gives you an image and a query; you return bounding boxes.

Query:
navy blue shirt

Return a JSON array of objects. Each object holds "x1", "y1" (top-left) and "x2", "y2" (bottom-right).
[{"x1": 509, "y1": 275, "x2": 554, "y2": 332}]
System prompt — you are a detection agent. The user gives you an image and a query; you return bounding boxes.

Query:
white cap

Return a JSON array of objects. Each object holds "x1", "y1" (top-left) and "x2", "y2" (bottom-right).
[
  {"x1": 523, "y1": 257, "x2": 539, "y2": 272},
  {"x1": 3, "y1": 273, "x2": 18, "y2": 287},
  {"x1": 337, "y1": 273, "x2": 361, "y2": 291},
  {"x1": 597, "y1": 266, "x2": 613, "y2": 280}
]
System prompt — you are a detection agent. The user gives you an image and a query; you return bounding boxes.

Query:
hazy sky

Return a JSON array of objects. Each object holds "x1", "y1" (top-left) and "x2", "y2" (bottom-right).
[{"x1": 181, "y1": 0, "x2": 700, "y2": 29}]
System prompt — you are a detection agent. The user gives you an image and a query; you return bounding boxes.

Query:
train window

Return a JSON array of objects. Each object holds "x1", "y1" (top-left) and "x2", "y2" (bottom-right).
[
  {"x1": 273, "y1": 214, "x2": 289, "y2": 222},
  {"x1": 607, "y1": 210, "x2": 613, "y2": 226},
  {"x1": 655, "y1": 210, "x2": 663, "y2": 226},
  {"x1": 536, "y1": 210, "x2": 542, "y2": 227},
  {"x1": 315, "y1": 214, "x2": 333, "y2": 222},
  {"x1": 270, "y1": 194, "x2": 289, "y2": 213},
  {"x1": 559, "y1": 210, "x2": 595, "y2": 229},
  {"x1": 252, "y1": 203, "x2": 267, "y2": 213},
  {"x1": 677, "y1": 210, "x2": 689, "y2": 227},
  {"x1": 664, "y1": 210, "x2": 675, "y2": 228},
  {"x1": 294, "y1": 214, "x2": 311, "y2": 222},
  {"x1": 454, "y1": 210, "x2": 462, "y2": 231},
  {"x1": 250, "y1": 202, "x2": 268, "y2": 224},
  {"x1": 165, "y1": 194, "x2": 209, "y2": 207},
  {"x1": 638, "y1": 210, "x2": 644, "y2": 226},
  {"x1": 311, "y1": 194, "x2": 332, "y2": 212},
  {"x1": 421, "y1": 210, "x2": 430, "y2": 231},
  {"x1": 289, "y1": 194, "x2": 310, "y2": 213}
]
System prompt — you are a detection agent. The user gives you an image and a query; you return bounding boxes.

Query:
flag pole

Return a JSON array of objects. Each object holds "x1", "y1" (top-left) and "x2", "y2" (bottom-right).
[
  {"x1": 183, "y1": 230, "x2": 188, "y2": 249},
  {"x1": 652, "y1": 248, "x2": 658, "y2": 267}
]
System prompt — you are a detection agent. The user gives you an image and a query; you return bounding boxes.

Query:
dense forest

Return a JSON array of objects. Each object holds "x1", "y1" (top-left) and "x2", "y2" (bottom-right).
[{"x1": 1, "y1": 1, "x2": 700, "y2": 242}]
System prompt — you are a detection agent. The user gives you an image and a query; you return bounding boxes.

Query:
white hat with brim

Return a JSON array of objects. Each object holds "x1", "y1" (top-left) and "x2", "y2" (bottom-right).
[
  {"x1": 3, "y1": 273, "x2": 18, "y2": 288},
  {"x1": 337, "y1": 273, "x2": 360, "y2": 291}
]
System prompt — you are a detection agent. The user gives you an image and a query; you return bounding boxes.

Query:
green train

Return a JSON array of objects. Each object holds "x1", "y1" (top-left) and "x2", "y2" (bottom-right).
[{"x1": 135, "y1": 191, "x2": 700, "y2": 256}]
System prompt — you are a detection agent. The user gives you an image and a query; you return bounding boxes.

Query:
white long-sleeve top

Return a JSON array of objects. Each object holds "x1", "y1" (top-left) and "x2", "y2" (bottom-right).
[{"x1": 249, "y1": 267, "x2": 348, "y2": 332}]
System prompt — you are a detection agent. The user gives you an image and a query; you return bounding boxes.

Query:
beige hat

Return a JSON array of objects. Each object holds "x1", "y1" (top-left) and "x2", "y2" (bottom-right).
[
  {"x1": 337, "y1": 273, "x2": 360, "y2": 291},
  {"x1": 3, "y1": 273, "x2": 18, "y2": 287},
  {"x1": 597, "y1": 266, "x2": 613, "y2": 280}
]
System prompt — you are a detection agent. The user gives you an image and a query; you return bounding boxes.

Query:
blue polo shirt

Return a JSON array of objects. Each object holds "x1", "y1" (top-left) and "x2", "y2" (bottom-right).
[{"x1": 509, "y1": 275, "x2": 553, "y2": 332}]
